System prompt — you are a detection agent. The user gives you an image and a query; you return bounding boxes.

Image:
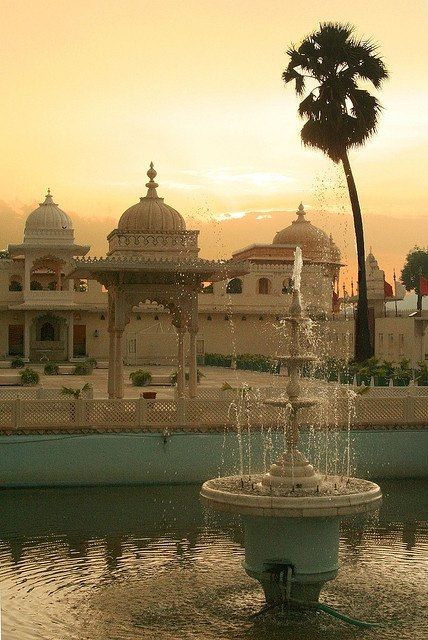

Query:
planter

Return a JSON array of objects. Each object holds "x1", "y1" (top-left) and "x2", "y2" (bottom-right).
[{"x1": 142, "y1": 391, "x2": 157, "y2": 399}]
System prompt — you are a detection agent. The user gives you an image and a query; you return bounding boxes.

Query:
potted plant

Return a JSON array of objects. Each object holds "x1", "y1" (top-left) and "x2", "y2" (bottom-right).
[
  {"x1": 374, "y1": 360, "x2": 394, "y2": 387},
  {"x1": 11, "y1": 357, "x2": 25, "y2": 369},
  {"x1": 61, "y1": 383, "x2": 92, "y2": 398},
  {"x1": 44, "y1": 362, "x2": 59, "y2": 375},
  {"x1": 129, "y1": 370, "x2": 152, "y2": 387},
  {"x1": 141, "y1": 391, "x2": 157, "y2": 399},
  {"x1": 415, "y1": 361, "x2": 428, "y2": 386},
  {"x1": 393, "y1": 359, "x2": 412, "y2": 387},
  {"x1": 20, "y1": 368, "x2": 39, "y2": 386},
  {"x1": 73, "y1": 361, "x2": 93, "y2": 375}
]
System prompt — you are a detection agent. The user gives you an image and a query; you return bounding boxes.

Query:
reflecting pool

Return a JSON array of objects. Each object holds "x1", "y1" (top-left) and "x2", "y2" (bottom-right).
[{"x1": 0, "y1": 479, "x2": 426, "y2": 639}]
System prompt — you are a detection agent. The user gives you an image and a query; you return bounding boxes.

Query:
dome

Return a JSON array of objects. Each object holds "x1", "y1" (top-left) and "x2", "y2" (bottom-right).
[
  {"x1": 273, "y1": 203, "x2": 341, "y2": 263},
  {"x1": 25, "y1": 190, "x2": 73, "y2": 232},
  {"x1": 118, "y1": 163, "x2": 186, "y2": 232}
]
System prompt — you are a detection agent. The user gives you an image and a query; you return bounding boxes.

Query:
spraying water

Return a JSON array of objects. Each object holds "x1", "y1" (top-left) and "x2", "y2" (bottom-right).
[{"x1": 292, "y1": 246, "x2": 303, "y2": 292}]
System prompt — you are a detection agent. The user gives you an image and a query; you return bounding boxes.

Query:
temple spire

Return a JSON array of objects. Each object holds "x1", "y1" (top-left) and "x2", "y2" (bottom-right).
[{"x1": 296, "y1": 202, "x2": 306, "y2": 222}]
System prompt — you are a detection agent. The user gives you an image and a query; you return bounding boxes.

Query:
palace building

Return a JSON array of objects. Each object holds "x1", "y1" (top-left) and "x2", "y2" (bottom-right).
[{"x1": 0, "y1": 168, "x2": 426, "y2": 367}]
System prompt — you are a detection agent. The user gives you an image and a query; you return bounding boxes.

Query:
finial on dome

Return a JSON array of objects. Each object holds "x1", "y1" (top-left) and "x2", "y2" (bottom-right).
[
  {"x1": 145, "y1": 162, "x2": 159, "y2": 198},
  {"x1": 41, "y1": 188, "x2": 55, "y2": 205},
  {"x1": 296, "y1": 202, "x2": 306, "y2": 222}
]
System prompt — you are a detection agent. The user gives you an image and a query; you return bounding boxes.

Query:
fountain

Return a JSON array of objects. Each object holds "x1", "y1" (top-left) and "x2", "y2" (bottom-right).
[{"x1": 201, "y1": 247, "x2": 382, "y2": 609}]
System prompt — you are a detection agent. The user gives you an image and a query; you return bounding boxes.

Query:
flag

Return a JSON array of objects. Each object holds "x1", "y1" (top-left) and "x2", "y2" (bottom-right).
[
  {"x1": 420, "y1": 274, "x2": 428, "y2": 297},
  {"x1": 384, "y1": 280, "x2": 393, "y2": 298},
  {"x1": 332, "y1": 290, "x2": 340, "y2": 312}
]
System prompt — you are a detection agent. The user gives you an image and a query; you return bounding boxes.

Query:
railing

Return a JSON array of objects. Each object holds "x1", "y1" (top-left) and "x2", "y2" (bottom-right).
[{"x1": 0, "y1": 395, "x2": 426, "y2": 432}]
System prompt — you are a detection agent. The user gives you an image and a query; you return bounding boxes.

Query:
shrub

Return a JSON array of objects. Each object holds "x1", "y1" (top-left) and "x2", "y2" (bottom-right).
[
  {"x1": 44, "y1": 362, "x2": 59, "y2": 375},
  {"x1": 170, "y1": 369, "x2": 204, "y2": 384},
  {"x1": 204, "y1": 353, "x2": 233, "y2": 367},
  {"x1": 61, "y1": 383, "x2": 92, "y2": 399},
  {"x1": 129, "y1": 370, "x2": 152, "y2": 386},
  {"x1": 11, "y1": 357, "x2": 25, "y2": 369},
  {"x1": 86, "y1": 357, "x2": 98, "y2": 368},
  {"x1": 73, "y1": 362, "x2": 93, "y2": 375},
  {"x1": 20, "y1": 368, "x2": 39, "y2": 386}
]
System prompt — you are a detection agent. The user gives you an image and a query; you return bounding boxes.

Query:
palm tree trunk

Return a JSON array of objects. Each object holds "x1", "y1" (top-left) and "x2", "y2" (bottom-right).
[{"x1": 341, "y1": 152, "x2": 373, "y2": 362}]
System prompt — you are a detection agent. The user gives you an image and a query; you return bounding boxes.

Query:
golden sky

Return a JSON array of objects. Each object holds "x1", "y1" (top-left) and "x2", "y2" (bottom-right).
[{"x1": 1, "y1": 0, "x2": 427, "y2": 283}]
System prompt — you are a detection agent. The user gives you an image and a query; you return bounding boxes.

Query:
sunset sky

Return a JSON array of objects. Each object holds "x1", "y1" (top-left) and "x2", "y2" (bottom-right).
[{"x1": 1, "y1": 0, "x2": 427, "y2": 286}]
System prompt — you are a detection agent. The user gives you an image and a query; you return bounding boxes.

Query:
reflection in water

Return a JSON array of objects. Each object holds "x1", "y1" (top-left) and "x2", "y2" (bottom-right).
[{"x1": 0, "y1": 480, "x2": 426, "y2": 640}]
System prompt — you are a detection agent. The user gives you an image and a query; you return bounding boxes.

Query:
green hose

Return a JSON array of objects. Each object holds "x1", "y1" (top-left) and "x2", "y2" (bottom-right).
[{"x1": 316, "y1": 602, "x2": 382, "y2": 628}]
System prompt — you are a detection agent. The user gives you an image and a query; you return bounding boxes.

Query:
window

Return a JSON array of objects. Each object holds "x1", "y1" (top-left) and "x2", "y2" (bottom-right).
[
  {"x1": 226, "y1": 278, "x2": 242, "y2": 294},
  {"x1": 40, "y1": 322, "x2": 55, "y2": 341},
  {"x1": 9, "y1": 279, "x2": 23, "y2": 292},
  {"x1": 30, "y1": 280, "x2": 43, "y2": 291},
  {"x1": 282, "y1": 278, "x2": 293, "y2": 294},
  {"x1": 258, "y1": 278, "x2": 271, "y2": 294}
]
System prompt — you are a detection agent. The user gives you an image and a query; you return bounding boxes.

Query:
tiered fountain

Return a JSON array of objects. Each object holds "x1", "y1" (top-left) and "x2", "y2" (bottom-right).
[{"x1": 201, "y1": 247, "x2": 382, "y2": 609}]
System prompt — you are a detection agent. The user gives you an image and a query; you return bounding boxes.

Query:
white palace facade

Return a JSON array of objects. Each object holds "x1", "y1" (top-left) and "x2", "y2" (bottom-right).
[{"x1": 0, "y1": 171, "x2": 426, "y2": 367}]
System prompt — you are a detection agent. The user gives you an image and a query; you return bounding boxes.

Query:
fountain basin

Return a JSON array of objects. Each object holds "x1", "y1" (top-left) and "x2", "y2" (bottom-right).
[{"x1": 201, "y1": 476, "x2": 381, "y2": 606}]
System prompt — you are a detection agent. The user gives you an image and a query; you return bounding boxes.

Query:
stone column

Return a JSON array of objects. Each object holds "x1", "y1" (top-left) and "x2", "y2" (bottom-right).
[
  {"x1": 24, "y1": 257, "x2": 32, "y2": 294},
  {"x1": 67, "y1": 314, "x2": 74, "y2": 361},
  {"x1": 107, "y1": 326, "x2": 116, "y2": 398},
  {"x1": 114, "y1": 329, "x2": 124, "y2": 399},
  {"x1": 23, "y1": 313, "x2": 30, "y2": 362},
  {"x1": 188, "y1": 327, "x2": 198, "y2": 398},
  {"x1": 177, "y1": 327, "x2": 186, "y2": 398}
]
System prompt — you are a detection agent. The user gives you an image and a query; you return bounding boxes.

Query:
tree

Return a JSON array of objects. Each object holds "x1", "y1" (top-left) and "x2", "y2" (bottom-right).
[
  {"x1": 401, "y1": 247, "x2": 428, "y2": 312},
  {"x1": 283, "y1": 22, "x2": 388, "y2": 361}
]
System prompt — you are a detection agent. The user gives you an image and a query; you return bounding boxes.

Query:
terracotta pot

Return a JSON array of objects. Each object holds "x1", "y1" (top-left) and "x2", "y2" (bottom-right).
[{"x1": 142, "y1": 391, "x2": 157, "y2": 399}]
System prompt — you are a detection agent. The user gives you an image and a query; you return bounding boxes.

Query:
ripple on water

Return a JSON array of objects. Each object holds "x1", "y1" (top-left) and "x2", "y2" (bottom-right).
[{"x1": 0, "y1": 481, "x2": 426, "y2": 640}]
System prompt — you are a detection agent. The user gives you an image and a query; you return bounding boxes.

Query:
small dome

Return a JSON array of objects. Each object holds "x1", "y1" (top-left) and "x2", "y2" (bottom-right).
[
  {"x1": 118, "y1": 163, "x2": 186, "y2": 232},
  {"x1": 25, "y1": 190, "x2": 73, "y2": 232},
  {"x1": 273, "y1": 203, "x2": 340, "y2": 263}
]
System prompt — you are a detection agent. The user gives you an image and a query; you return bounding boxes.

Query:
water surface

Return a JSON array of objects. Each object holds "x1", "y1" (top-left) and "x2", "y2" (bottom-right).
[{"x1": 0, "y1": 479, "x2": 426, "y2": 639}]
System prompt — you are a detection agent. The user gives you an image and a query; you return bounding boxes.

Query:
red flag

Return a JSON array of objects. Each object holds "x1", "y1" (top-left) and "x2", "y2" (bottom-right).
[
  {"x1": 420, "y1": 275, "x2": 428, "y2": 297},
  {"x1": 384, "y1": 280, "x2": 393, "y2": 298}
]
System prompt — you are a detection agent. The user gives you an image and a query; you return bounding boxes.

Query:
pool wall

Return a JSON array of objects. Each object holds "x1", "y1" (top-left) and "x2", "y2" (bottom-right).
[{"x1": 0, "y1": 428, "x2": 426, "y2": 487}]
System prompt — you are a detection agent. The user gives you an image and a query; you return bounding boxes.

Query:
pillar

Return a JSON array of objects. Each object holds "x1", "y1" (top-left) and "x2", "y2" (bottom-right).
[
  {"x1": 177, "y1": 327, "x2": 186, "y2": 398},
  {"x1": 114, "y1": 329, "x2": 124, "y2": 399},
  {"x1": 107, "y1": 326, "x2": 116, "y2": 399},
  {"x1": 23, "y1": 313, "x2": 30, "y2": 362},
  {"x1": 24, "y1": 258, "x2": 31, "y2": 294},
  {"x1": 188, "y1": 328, "x2": 198, "y2": 398},
  {"x1": 67, "y1": 314, "x2": 74, "y2": 361}
]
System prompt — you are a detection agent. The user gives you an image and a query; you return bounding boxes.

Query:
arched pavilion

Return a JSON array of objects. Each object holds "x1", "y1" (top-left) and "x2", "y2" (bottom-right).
[{"x1": 70, "y1": 164, "x2": 248, "y2": 398}]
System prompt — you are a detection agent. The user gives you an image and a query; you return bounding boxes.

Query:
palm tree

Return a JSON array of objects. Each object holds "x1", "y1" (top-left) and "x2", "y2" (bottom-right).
[{"x1": 283, "y1": 23, "x2": 388, "y2": 361}]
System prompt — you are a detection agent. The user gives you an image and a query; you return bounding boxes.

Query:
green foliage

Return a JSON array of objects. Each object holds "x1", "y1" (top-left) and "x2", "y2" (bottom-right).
[
  {"x1": 400, "y1": 247, "x2": 428, "y2": 309},
  {"x1": 170, "y1": 369, "x2": 204, "y2": 384},
  {"x1": 44, "y1": 362, "x2": 59, "y2": 375},
  {"x1": 415, "y1": 362, "x2": 428, "y2": 385},
  {"x1": 61, "y1": 383, "x2": 91, "y2": 399},
  {"x1": 73, "y1": 361, "x2": 93, "y2": 375},
  {"x1": 235, "y1": 354, "x2": 276, "y2": 373},
  {"x1": 11, "y1": 357, "x2": 25, "y2": 369},
  {"x1": 86, "y1": 357, "x2": 98, "y2": 368},
  {"x1": 283, "y1": 22, "x2": 388, "y2": 163},
  {"x1": 20, "y1": 368, "x2": 39, "y2": 386},
  {"x1": 204, "y1": 353, "x2": 233, "y2": 367},
  {"x1": 129, "y1": 370, "x2": 152, "y2": 386}
]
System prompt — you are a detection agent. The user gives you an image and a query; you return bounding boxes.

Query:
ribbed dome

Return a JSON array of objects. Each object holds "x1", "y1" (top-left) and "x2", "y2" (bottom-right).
[
  {"x1": 25, "y1": 190, "x2": 73, "y2": 232},
  {"x1": 273, "y1": 203, "x2": 340, "y2": 262},
  {"x1": 118, "y1": 163, "x2": 186, "y2": 232}
]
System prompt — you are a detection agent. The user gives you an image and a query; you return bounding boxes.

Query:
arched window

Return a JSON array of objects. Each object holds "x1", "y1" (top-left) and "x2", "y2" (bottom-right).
[
  {"x1": 40, "y1": 322, "x2": 55, "y2": 341},
  {"x1": 9, "y1": 279, "x2": 23, "y2": 292},
  {"x1": 226, "y1": 278, "x2": 243, "y2": 294},
  {"x1": 30, "y1": 280, "x2": 43, "y2": 291},
  {"x1": 282, "y1": 278, "x2": 293, "y2": 294},
  {"x1": 258, "y1": 278, "x2": 271, "y2": 294}
]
